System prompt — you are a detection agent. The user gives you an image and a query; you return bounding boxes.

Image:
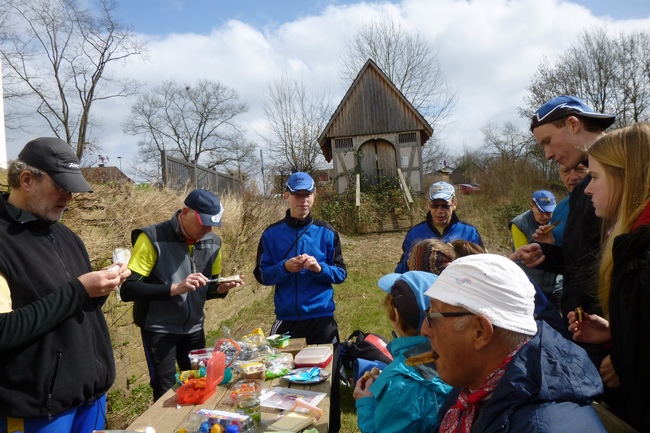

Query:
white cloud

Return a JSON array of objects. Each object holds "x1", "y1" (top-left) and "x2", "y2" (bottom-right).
[{"x1": 5, "y1": 0, "x2": 650, "y2": 175}]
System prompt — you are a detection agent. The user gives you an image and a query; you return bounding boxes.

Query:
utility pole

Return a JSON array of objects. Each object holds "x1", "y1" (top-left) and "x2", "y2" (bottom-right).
[
  {"x1": 260, "y1": 148, "x2": 266, "y2": 196},
  {"x1": 117, "y1": 156, "x2": 122, "y2": 171}
]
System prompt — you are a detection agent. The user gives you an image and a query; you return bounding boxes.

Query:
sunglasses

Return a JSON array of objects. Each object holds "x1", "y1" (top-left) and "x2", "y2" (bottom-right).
[
  {"x1": 429, "y1": 202, "x2": 451, "y2": 210},
  {"x1": 423, "y1": 307, "x2": 474, "y2": 327}
]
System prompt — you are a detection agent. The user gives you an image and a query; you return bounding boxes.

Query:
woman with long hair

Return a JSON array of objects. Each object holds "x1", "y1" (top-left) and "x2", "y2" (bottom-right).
[{"x1": 568, "y1": 122, "x2": 650, "y2": 431}]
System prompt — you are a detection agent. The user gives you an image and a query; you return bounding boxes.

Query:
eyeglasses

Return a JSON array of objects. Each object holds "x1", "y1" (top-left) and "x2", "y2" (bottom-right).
[
  {"x1": 429, "y1": 203, "x2": 451, "y2": 210},
  {"x1": 423, "y1": 308, "x2": 474, "y2": 327},
  {"x1": 41, "y1": 176, "x2": 73, "y2": 196}
]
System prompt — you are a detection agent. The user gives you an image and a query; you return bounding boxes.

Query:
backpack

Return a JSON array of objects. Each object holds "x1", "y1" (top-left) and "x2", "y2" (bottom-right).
[{"x1": 340, "y1": 329, "x2": 393, "y2": 371}]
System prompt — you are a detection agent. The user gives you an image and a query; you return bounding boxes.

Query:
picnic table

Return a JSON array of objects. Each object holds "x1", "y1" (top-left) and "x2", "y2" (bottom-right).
[{"x1": 126, "y1": 344, "x2": 332, "y2": 433}]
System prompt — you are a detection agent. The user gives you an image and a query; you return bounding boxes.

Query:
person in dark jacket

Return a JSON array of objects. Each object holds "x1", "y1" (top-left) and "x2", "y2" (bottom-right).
[
  {"x1": 421, "y1": 254, "x2": 606, "y2": 433},
  {"x1": 569, "y1": 123, "x2": 650, "y2": 431},
  {"x1": 0, "y1": 138, "x2": 130, "y2": 433},
  {"x1": 395, "y1": 181, "x2": 484, "y2": 273},
  {"x1": 510, "y1": 96, "x2": 616, "y2": 372},
  {"x1": 254, "y1": 172, "x2": 347, "y2": 433},
  {"x1": 120, "y1": 189, "x2": 243, "y2": 401}
]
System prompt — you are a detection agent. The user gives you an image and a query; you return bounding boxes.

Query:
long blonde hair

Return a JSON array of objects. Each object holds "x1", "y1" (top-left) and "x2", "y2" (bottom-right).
[{"x1": 588, "y1": 122, "x2": 650, "y2": 314}]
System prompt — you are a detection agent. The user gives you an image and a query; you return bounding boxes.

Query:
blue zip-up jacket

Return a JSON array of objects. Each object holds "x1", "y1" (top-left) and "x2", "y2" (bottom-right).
[
  {"x1": 434, "y1": 321, "x2": 606, "y2": 433},
  {"x1": 253, "y1": 210, "x2": 346, "y2": 320},
  {"x1": 396, "y1": 212, "x2": 484, "y2": 273},
  {"x1": 356, "y1": 336, "x2": 451, "y2": 433}
]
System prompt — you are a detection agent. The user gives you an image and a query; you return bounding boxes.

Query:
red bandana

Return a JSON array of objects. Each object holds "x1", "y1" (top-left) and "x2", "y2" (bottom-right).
[{"x1": 440, "y1": 343, "x2": 525, "y2": 433}]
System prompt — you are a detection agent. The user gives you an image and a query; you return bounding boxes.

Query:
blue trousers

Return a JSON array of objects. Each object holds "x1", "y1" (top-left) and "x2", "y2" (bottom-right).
[{"x1": 1, "y1": 395, "x2": 106, "y2": 433}]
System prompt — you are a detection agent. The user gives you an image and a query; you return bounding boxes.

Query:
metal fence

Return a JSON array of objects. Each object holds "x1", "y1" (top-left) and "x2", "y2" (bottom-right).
[{"x1": 161, "y1": 151, "x2": 243, "y2": 194}]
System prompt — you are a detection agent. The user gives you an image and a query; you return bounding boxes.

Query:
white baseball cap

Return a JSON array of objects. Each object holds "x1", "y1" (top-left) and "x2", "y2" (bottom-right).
[{"x1": 424, "y1": 254, "x2": 537, "y2": 335}]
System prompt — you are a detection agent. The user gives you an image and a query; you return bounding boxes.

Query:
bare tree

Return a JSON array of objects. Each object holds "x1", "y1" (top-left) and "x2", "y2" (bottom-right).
[
  {"x1": 482, "y1": 121, "x2": 553, "y2": 178},
  {"x1": 124, "y1": 79, "x2": 249, "y2": 172},
  {"x1": 339, "y1": 14, "x2": 457, "y2": 129},
  {"x1": 261, "y1": 73, "x2": 332, "y2": 174},
  {"x1": 0, "y1": 0, "x2": 145, "y2": 159},
  {"x1": 521, "y1": 27, "x2": 650, "y2": 127}
]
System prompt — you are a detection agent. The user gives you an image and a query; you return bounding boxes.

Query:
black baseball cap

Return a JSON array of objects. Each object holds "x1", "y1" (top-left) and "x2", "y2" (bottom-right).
[{"x1": 18, "y1": 137, "x2": 93, "y2": 192}]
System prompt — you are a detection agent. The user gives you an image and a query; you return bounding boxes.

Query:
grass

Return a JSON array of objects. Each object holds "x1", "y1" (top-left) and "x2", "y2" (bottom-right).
[{"x1": 1, "y1": 173, "x2": 549, "y2": 432}]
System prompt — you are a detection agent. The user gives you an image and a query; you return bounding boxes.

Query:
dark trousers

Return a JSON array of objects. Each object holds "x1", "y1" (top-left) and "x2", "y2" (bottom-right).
[
  {"x1": 141, "y1": 328, "x2": 206, "y2": 401},
  {"x1": 272, "y1": 317, "x2": 341, "y2": 433}
]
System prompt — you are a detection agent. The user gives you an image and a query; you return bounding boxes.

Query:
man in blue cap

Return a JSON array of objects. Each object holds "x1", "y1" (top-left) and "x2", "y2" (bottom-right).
[
  {"x1": 121, "y1": 189, "x2": 244, "y2": 401},
  {"x1": 254, "y1": 172, "x2": 347, "y2": 433},
  {"x1": 395, "y1": 181, "x2": 484, "y2": 273},
  {"x1": 511, "y1": 95, "x2": 620, "y2": 412},
  {"x1": 509, "y1": 190, "x2": 562, "y2": 309}
]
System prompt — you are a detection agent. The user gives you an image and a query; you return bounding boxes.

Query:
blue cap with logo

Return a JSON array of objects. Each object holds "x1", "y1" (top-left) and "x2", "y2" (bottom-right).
[
  {"x1": 532, "y1": 190, "x2": 556, "y2": 213},
  {"x1": 428, "y1": 181, "x2": 455, "y2": 202},
  {"x1": 286, "y1": 172, "x2": 315, "y2": 194},
  {"x1": 530, "y1": 95, "x2": 616, "y2": 132},
  {"x1": 184, "y1": 189, "x2": 224, "y2": 226}
]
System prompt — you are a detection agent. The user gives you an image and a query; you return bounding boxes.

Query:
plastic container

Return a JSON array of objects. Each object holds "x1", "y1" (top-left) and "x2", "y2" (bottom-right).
[
  {"x1": 229, "y1": 379, "x2": 262, "y2": 404},
  {"x1": 294, "y1": 346, "x2": 333, "y2": 368},
  {"x1": 234, "y1": 391, "x2": 261, "y2": 424},
  {"x1": 189, "y1": 347, "x2": 215, "y2": 369},
  {"x1": 266, "y1": 334, "x2": 290, "y2": 348},
  {"x1": 177, "y1": 351, "x2": 225, "y2": 404}
]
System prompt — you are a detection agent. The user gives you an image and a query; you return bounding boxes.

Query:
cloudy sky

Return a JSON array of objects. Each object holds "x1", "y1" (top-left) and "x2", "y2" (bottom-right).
[{"x1": 4, "y1": 0, "x2": 650, "y2": 180}]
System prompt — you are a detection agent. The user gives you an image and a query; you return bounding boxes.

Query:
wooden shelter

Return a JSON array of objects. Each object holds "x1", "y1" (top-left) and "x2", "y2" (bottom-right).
[{"x1": 318, "y1": 59, "x2": 433, "y2": 194}]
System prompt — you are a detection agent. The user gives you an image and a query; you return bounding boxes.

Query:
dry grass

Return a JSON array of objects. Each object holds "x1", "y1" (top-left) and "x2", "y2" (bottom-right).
[{"x1": 3, "y1": 178, "x2": 523, "y2": 431}]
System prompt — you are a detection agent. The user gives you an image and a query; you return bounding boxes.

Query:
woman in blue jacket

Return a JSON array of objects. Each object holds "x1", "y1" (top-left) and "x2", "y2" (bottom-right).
[{"x1": 353, "y1": 271, "x2": 451, "y2": 433}]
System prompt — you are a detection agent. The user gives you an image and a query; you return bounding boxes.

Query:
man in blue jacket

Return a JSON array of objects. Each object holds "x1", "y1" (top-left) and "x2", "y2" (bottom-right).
[
  {"x1": 254, "y1": 171, "x2": 347, "y2": 433},
  {"x1": 395, "y1": 181, "x2": 483, "y2": 273},
  {"x1": 421, "y1": 254, "x2": 606, "y2": 432}
]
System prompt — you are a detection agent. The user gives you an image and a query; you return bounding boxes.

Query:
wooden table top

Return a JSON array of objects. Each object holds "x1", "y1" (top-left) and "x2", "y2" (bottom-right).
[{"x1": 126, "y1": 345, "x2": 331, "y2": 433}]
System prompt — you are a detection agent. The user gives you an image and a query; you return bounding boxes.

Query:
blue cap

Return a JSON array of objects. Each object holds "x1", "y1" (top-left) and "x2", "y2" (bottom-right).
[
  {"x1": 184, "y1": 189, "x2": 224, "y2": 226},
  {"x1": 530, "y1": 95, "x2": 615, "y2": 131},
  {"x1": 378, "y1": 271, "x2": 438, "y2": 331},
  {"x1": 532, "y1": 190, "x2": 556, "y2": 213},
  {"x1": 286, "y1": 172, "x2": 315, "y2": 193},
  {"x1": 428, "y1": 181, "x2": 455, "y2": 202}
]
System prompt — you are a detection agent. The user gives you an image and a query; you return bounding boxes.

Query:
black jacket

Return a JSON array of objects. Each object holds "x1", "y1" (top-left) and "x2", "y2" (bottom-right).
[
  {"x1": 536, "y1": 174, "x2": 606, "y2": 365},
  {"x1": 0, "y1": 194, "x2": 115, "y2": 418},
  {"x1": 609, "y1": 224, "x2": 650, "y2": 431}
]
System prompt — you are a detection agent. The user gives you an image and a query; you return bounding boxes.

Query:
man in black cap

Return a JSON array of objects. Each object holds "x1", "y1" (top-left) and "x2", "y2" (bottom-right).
[
  {"x1": 121, "y1": 189, "x2": 243, "y2": 401},
  {"x1": 0, "y1": 137, "x2": 131, "y2": 433},
  {"x1": 511, "y1": 95, "x2": 621, "y2": 411}
]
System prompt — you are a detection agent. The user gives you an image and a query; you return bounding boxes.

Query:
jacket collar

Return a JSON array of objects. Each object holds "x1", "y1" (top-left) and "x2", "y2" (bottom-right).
[
  {"x1": 284, "y1": 208, "x2": 313, "y2": 228},
  {"x1": 426, "y1": 210, "x2": 460, "y2": 235},
  {"x1": 0, "y1": 193, "x2": 55, "y2": 230}
]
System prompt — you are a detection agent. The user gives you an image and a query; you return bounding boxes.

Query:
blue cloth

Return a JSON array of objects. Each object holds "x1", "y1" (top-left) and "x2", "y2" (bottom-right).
[
  {"x1": 254, "y1": 211, "x2": 347, "y2": 321},
  {"x1": 395, "y1": 212, "x2": 484, "y2": 273},
  {"x1": 356, "y1": 335, "x2": 451, "y2": 433},
  {"x1": 551, "y1": 196, "x2": 569, "y2": 246},
  {"x1": 435, "y1": 321, "x2": 606, "y2": 432},
  {"x1": 0, "y1": 395, "x2": 106, "y2": 433}
]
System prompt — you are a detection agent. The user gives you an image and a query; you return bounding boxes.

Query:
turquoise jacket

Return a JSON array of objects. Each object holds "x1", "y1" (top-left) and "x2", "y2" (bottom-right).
[{"x1": 356, "y1": 335, "x2": 451, "y2": 433}]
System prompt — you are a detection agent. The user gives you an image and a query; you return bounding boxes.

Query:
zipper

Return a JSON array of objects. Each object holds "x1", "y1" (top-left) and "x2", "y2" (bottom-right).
[{"x1": 46, "y1": 352, "x2": 62, "y2": 419}]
